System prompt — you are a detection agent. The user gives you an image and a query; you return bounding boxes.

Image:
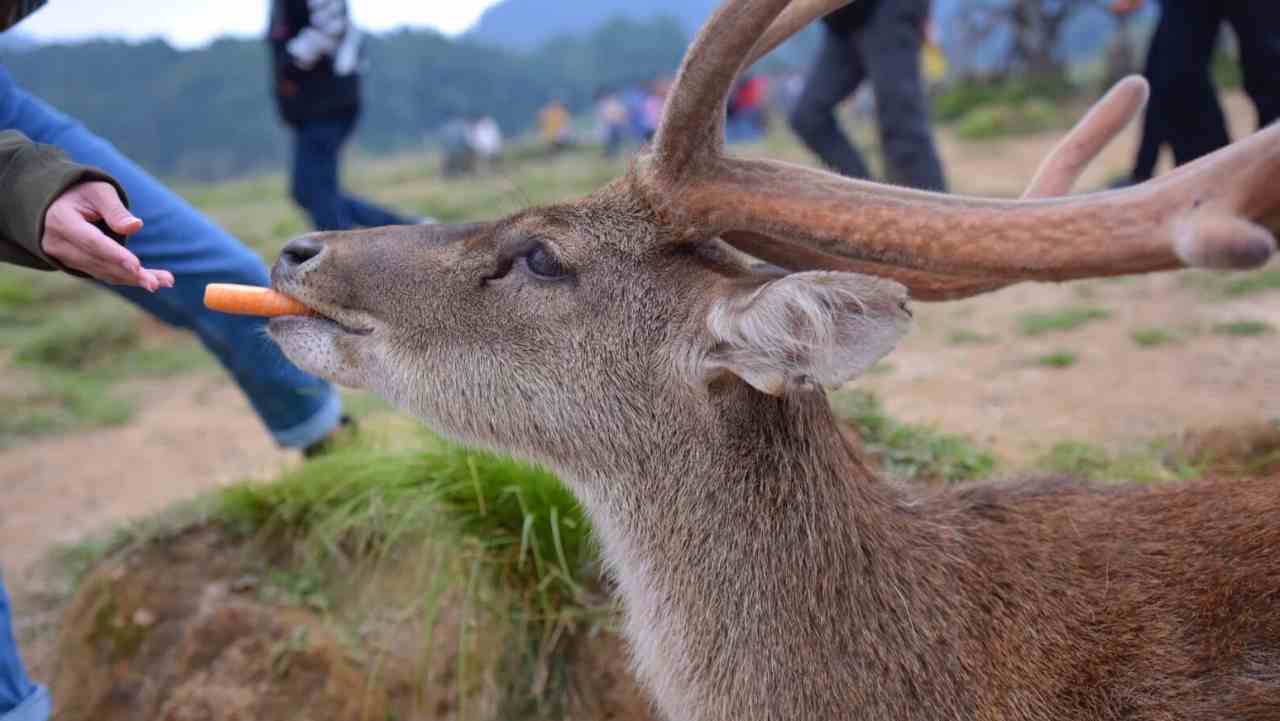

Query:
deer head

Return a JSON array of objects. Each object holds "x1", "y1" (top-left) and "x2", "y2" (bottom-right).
[{"x1": 267, "y1": 3, "x2": 1280, "y2": 718}]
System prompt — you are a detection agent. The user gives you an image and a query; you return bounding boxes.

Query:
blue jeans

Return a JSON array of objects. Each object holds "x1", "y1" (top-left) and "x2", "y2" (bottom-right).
[
  {"x1": 0, "y1": 577, "x2": 48, "y2": 721},
  {"x1": 788, "y1": 0, "x2": 946, "y2": 192},
  {"x1": 0, "y1": 67, "x2": 342, "y2": 447},
  {"x1": 290, "y1": 116, "x2": 411, "y2": 231}
]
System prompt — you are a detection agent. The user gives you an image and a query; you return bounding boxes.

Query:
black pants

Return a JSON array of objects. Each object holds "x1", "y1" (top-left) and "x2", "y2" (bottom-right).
[
  {"x1": 1131, "y1": 0, "x2": 1280, "y2": 180},
  {"x1": 788, "y1": 0, "x2": 946, "y2": 191}
]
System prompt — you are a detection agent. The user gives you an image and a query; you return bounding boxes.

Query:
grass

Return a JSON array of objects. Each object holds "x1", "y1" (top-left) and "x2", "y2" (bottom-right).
[
  {"x1": 1212, "y1": 320, "x2": 1274, "y2": 337},
  {"x1": 829, "y1": 389, "x2": 997, "y2": 484},
  {"x1": 947, "y1": 329, "x2": 997, "y2": 345},
  {"x1": 13, "y1": 307, "x2": 141, "y2": 370},
  {"x1": 1036, "y1": 351, "x2": 1078, "y2": 368},
  {"x1": 1181, "y1": 268, "x2": 1280, "y2": 300},
  {"x1": 0, "y1": 370, "x2": 133, "y2": 447},
  {"x1": 1017, "y1": 306, "x2": 1111, "y2": 336},
  {"x1": 1035, "y1": 440, "x2": 1201, "y2": 484},
  {"x1": 1131, "y1": 327, "x2": 1177, "y2": 348},
  {"x1": 214, "y1": 435, "x2": 605, "y2": 717}
]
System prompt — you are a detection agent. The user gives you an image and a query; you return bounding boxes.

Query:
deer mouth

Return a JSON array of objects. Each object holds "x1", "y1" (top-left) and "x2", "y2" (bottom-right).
[
  {"x1": 267, "y1": 282, "x2": 375, "y2": 337},
  {"x1": 269, "y1": 313, "x2": 373, "y2": 337}
]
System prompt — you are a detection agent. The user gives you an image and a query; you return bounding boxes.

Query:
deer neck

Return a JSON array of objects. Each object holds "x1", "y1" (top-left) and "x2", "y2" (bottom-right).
[{"x1": 561, "y1": 387, "x2": 950, "y2": 717}]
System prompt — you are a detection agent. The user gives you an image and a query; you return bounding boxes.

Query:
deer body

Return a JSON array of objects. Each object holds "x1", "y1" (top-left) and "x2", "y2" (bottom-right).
[
  {"x1": 259, "y1": 2, "x2": 1280, "y2": 718},
  {"x1": 574, "y1": 377, "x2": 1280, "y2": 721}
]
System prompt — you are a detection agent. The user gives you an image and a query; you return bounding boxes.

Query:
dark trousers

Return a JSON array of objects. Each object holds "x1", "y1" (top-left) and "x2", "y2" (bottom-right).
[
  {"x1": 788, "y1": 0, "x2": 946, "y2": 191},
  {"x1": 290, "y1": 116, "x2": 412, "y2": 231},
  {"x1": 1132, "y1": 0, "x2": 1280, "y2": 180}
]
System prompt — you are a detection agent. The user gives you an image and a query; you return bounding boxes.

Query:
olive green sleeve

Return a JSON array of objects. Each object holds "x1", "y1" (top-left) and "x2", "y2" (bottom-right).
[{"x1": 0, "y1": 129, "x2": 129, "y2": 274}]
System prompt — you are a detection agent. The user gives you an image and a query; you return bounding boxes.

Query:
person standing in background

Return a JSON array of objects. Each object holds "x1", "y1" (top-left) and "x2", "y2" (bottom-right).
[
  {"x1": 269, "y1": 0, "x2": 420, "y2": 230},
  {"x1": 789, "y1": 0, "x2": 946, "y2": 191},
  {"x1": 1114, "y1": 0, "x2": 1280, "y2": 184}
]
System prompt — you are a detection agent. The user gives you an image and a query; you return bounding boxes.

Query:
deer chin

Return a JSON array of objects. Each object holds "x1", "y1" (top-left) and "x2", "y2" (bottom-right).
[{"x1": 265, "y1": 281, "x2": 380, "y2": 390}]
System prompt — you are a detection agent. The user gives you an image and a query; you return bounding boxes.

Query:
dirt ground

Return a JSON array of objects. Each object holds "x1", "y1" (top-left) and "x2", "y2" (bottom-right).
[{"x1": 3, "y1": 92, "x2": 1278, "y2": 682}]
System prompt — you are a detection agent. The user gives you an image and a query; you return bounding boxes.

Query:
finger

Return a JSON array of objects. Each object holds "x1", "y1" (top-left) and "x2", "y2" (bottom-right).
[
  {"x1": 47, "y1": 236, "x2": 140, "y2": 285},
  {"x1": 146, "y1": 268, "x2": 176, "y2": 288},
  {"x1": 81, "y1": 182, "x2": 143, "y2": 236},
  {"x1": 68, "y1": 217, "x2": 147, "y2": 273}
]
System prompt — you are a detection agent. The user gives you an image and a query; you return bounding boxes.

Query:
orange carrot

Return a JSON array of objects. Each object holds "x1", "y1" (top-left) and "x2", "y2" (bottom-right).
[{"x1": 203, "y1": 283, "x2": 316, "y2": 317}]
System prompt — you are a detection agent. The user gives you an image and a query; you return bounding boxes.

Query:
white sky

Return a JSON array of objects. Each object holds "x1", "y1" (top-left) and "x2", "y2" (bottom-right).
[{"x1": 17, "y1": 0, "x2": 507, "y2": 47}]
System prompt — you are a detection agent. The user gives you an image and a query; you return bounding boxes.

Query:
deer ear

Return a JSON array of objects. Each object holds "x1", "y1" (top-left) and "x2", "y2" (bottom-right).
[{"x1": 701, "y1": 272, "x2": 911, "y2": 396}]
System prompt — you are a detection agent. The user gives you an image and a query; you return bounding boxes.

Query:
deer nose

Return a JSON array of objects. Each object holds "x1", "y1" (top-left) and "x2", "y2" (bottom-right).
[{"x1": 279, "y1": 235, "x2": 326, "y2": 271}]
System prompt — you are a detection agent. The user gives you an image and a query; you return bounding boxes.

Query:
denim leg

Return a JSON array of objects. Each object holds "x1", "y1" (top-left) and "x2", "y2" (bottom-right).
[
  {"x1": 1131, "y1": 5, "x2": 1177, "y2": 181},
  {"x1": 789, "y1": 31, "x2": 870, "y2": 179},
  {"x1": 1155, "y1": 0, "x2": 1229, "y2": 165},
  {"x1": 860, "y1": 0, "x2": 947, "y2": 192},
  {"x1": 0, "y1": 71, "x2": 342, "y2": 448},
  {"x1": 1225, "y1": 0, "x2": 1280, "y2": 129},
  {"x1": 343, "y1": 194, "x2": 412, "y2": 228},
  {"x1": 0, "y1": 577, "x2": 49, "y2": 721},
  {"x1": 290, "y1": 119, "x2": 353, "y2": 231}
]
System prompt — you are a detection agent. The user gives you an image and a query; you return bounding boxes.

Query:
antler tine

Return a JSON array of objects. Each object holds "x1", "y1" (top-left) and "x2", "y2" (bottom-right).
[
  {"x1": 743, "y1": 0, "x2": 854, "y2": 70},
  {"x1": 650, "y1": 0, "x2": 792, "y2": 181},
  {"x1": 1023, "y1": 75, "x2": 1149, "y2": 199}
]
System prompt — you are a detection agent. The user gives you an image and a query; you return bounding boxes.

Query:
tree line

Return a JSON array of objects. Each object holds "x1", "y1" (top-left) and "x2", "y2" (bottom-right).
[{"x1": 0, "y1": 16, "x2": 690, "y2": 180}]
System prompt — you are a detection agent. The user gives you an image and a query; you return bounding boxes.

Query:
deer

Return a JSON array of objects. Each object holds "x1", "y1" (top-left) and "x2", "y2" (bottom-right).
[{"x1": 262, "y1": 1, "x2": 1280, "y2": 719}]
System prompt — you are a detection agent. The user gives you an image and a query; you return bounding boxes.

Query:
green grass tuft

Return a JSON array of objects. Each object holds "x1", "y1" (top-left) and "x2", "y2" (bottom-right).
[
  {"x1": 1017, "y1": 306, "x2": 1111, "y2": 336},
  {"x1": 0, "y1": 370, "x2": 133, "y2": 447},
  {"x1": 947, "y1": 329, "x2": 997, "y2": 345},
  {"x1": 1036, "y1": 351, "x2": 1079, "y2": 368},
  {"x1": 1035, "y1": 440, "x2": 1201, "y2": 484},
  {"x1": 1130, "y1": 328, "x2": 1176, "y2": 348},
  {"x1": 14, "y1": 305, "x2": 141, "y2": 370},
  {"x1": 1222, "y1": 269, "x2": 1280, "y2": 297},
  {"x1": 829, "y1": 390, "x2": 997, "y2": 484},
  {"x1": 1212, "y1": 320, "x2": 1274, "y2": 337}
]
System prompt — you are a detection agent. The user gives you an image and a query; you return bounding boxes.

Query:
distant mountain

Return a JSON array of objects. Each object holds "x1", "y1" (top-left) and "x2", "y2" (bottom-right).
[{"x1": 468, "y1": 0, "x2": 720, "y2": 50}]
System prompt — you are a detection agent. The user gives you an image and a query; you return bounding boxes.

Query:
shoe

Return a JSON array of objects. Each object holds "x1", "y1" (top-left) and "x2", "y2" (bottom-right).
[{"x1": 302, "y1": 414, "x2": 357, "y2": 459}]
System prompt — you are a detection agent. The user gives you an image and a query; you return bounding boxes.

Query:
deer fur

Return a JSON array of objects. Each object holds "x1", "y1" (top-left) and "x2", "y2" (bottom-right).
[{"x1": 262, "y1": 2, "x2": 1280, "y2": 719}]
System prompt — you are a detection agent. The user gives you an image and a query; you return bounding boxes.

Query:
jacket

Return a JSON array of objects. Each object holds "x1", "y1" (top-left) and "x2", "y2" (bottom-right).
[
  {"x1": 0, "y1": 130, "x2": 129, "y2": 274},
  {"x1": 268, "y1": 0, "x2": 362, "y2": 127}
]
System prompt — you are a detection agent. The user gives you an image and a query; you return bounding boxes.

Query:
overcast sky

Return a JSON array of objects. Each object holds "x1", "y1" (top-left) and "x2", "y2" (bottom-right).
[{"x1": 17, "y1": 0, "x2": 506, "y2": 47}]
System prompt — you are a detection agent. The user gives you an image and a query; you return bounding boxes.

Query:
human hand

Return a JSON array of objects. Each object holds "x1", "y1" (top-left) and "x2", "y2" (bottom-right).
[
  {"x1": 1110, "y1": 0, "x2": 1145, "y2": 16},
  {"x1": 41, "y1": 181, "x2": 174, "y2": 291}
]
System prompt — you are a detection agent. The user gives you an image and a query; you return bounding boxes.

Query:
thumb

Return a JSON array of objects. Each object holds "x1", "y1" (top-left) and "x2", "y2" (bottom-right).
[{"x1": 83, "y1": 182, "x2": 143, "y2": 236}]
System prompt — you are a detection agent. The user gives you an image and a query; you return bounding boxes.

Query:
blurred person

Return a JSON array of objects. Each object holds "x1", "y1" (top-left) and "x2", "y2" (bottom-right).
[
  {"x1": 538, "y1": 98, "x2": 573, "y2": 154},
  {"x1": 269, "y1": 0, "x2": 419, "y2": 230},
  {"x1": 440, "y1": 116, "x2": 476, "y2": 177},
  {"x1": 1114, "y1": 0, "x2": 1280, "y2": 184},
  {"x1": 726, "y1": 74, "x2": 769, "y2": 143},
  {"x1": 468, "y1": 115, "x2": 503, "y2": 170},
  {"x1": 594, "y1": 88, "x2": 629, "y2": 158},
  {"x1": 641, "y1": 76, "x2": 673, "y2": 143},
  {"x1": 788, "y1": 0, "x2": 946, "y2": 191}
]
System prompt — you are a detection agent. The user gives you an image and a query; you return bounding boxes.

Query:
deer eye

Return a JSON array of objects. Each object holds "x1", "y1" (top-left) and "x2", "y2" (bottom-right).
[{"x1": 521, "y1": 242, "x2": 568, "y2": 280}]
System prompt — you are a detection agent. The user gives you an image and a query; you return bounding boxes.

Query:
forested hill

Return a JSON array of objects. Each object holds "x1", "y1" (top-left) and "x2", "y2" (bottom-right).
[{"x1": 0, "y1": 17, "x2": 689, "y2": 180}]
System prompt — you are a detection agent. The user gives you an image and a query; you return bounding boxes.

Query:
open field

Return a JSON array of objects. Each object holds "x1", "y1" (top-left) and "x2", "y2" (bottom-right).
[{"x1": 1, "y1": 90, "x2": 1277, "y2": 716}]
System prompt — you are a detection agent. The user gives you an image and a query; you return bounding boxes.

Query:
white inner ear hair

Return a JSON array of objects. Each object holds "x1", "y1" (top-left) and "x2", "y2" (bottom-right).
[{"x1": 705, "y1": 273, "x2": 909, "y2": 393}]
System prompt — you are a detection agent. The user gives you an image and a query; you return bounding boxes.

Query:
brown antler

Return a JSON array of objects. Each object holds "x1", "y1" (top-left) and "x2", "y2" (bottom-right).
[
  {"x1": 725, "y1": 75, "x2": 1154, "y2": 299},
  {"x1": 641, "y1": 0, "x2": 1276, "y2": 299}
]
